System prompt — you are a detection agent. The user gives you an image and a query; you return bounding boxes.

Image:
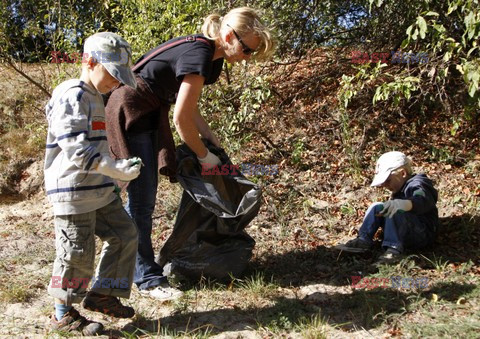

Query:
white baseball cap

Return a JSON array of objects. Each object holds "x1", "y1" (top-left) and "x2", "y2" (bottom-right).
[
  {"x1": 371, "y1": 151, "x2": 411, "y2": 187},
  {"x1": 83, "y1": 32, "x2": 137, "y2": 89}
]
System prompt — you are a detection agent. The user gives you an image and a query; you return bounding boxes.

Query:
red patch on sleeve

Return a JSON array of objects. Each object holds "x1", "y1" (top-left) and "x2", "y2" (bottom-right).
[{"x1": 92, "y1": 121, "x2": 106, "y2": 130}]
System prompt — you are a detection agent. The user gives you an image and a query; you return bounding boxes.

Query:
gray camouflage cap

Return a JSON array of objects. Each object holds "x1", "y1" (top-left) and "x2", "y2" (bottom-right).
[{"x1": 83, "y1": 32, "x2": 137, "y2": 89}]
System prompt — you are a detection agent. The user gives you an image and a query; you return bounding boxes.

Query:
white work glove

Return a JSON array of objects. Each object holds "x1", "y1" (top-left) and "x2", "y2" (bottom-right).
[
  {"x1": 96, "y1": 155, "x2": 142, "y2": 182},
  {"x1": 380, "y1": 199, "x2": 413, "y2": 218},
  {"x1": 197, "y1": 149, "x2": 221, "y2": 170}
]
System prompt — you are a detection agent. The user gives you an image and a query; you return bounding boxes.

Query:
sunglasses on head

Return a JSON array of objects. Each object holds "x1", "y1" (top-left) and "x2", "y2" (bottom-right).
[{"x1": 226, "y1": 24, "x2": 256, "y2": 55}]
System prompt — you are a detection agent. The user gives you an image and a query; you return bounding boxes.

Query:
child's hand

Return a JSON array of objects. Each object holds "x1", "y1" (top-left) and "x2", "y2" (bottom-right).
[
  {"x1": 380, "y1": 199, "x2": 413, "y2": 218},
  {"x1": 97, "y1": 156, "x2": 142, "y2": 181},
  {"x1": 129, "y1": 157, "x2": 144, "y2": 167}
]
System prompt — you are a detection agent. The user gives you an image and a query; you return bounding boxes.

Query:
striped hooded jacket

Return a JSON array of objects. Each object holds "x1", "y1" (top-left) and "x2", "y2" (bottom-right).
[{"x1": 44, "y1": 79, "x2": 116, "y2": 215}]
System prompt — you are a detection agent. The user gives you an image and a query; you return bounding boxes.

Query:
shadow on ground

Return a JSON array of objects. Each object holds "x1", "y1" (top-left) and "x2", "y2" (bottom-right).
[
  {"x1": 247, "y1": 214, "x2": 480, "y2": 287},
  {"x1": 99, "y1": 213, "x2": 479, "y2": 336},
  {"x1": 108, "y1": 281, "x2": 476, "y2": 337}
]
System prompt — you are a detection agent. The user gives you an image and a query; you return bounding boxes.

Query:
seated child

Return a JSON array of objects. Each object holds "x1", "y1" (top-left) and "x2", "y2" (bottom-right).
[{"x1": 335, "y1": 151, "x2": 439, "y2": 264}]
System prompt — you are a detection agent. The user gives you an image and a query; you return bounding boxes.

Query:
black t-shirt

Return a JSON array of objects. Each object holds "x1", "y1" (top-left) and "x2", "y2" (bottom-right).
[{"x1": 135, "y1": 34, "x2": 224, "y2": 104}]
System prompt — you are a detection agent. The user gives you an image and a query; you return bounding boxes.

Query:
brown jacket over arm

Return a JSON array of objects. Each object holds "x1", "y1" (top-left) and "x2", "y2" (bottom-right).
[{"x1": 105, "y1": 75, "x2": 177, "y2": 184}]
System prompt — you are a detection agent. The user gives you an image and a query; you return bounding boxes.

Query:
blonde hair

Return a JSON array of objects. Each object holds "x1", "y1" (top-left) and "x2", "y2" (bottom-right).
[
  {"x1": 401, "y1": 162, "x2": 413, "y2": 175},
  {"x1": 392, "y1": 159, "x2": 414, "y2": 176},
  {"x1": 201, "y1": 7, "x2": 276, "y2": 60}
]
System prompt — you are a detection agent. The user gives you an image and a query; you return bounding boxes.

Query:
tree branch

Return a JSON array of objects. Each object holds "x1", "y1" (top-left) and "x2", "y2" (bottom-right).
[{"x1": 5, "y1": 60, "x2": 51, "y2": 97}]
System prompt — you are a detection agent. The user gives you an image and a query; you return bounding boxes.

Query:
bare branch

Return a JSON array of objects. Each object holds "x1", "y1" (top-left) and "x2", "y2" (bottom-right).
[{"x1": 5, "y1": 60, "x2": 51, "y2": 98}]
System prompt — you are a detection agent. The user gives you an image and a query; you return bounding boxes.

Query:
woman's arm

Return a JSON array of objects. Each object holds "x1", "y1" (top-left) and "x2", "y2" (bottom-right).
[
  {"x1": 173, "y1": 74, "x2": 220, "y2": 158},
  {"x1": 193, "y1": 109, "x2": 221, "y2": 148},
  {"x1": 173, "y1": 74, "x2": 209, "y2": 157}
]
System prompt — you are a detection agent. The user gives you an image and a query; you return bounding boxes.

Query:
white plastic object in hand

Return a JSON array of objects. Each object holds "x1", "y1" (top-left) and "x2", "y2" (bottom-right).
[
  {"x1": 197, "y1": 149, "x2": 221, "y2": 170},
  {"x1": 96, "y1": 155, "x2": 141, "y2": 181},
  {"x1": 380, "y1": 199, "x2": 413, "y2": 218}
]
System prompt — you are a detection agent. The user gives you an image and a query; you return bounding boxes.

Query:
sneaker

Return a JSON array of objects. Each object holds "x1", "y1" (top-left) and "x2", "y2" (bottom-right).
[
  {"x1": 81, "y1": 291, "x2": 135, "y2": 318},
  {"x1": 50, "y1": 307, "x2": 103, "y2": 335},
  {"x1": 375, "y1": 247, "x2": 402, "y2": 265},
  {"x1": 334, "y1": 238, "x2": 372, "y2": 253},
  {"x1": 139, "y1": 284, "x2": 183, "y2": 301}
]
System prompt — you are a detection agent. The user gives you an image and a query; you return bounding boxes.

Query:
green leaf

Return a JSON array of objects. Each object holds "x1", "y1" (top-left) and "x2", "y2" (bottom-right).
[
  {"x1": 468, "y1": 83, "x2": 477, "y2": 97},
  {"x1": 405, "y1": 88, "x2": 411, "y2": 100},
  {"x1": 406, "y1": 24, "x2": 413, "y2": 37},
  {"x1": 467, "y1": 46, "x2": 479, "y2": 58},
  {"x1": 464, "y1": 11, "x2": 474, "y2": 27},
  {"x1": 443, "y1": 51, "x2": 451, "y2": 62},
  {"x1": 404, "y1": 76, "x2": 420, "y2": 82},
  {"x1": 373, "y1": 87, "x2": 382, "y2": 104},
  {"x1": 425, "y1": 11, "x2": 439, "y2": 17},
  {"x1": 468, "y1": 26, "x2": 476, "y2": 40},
  {"x1": 451, "y1": 121, "x2": 460, "y2": 136},
  {"x1": 412, "y1": 28, "x2": 419, "y2": 40},
  {"x1": 417, "y1": 16, "x2": 427, "y2": 39},
  {"x1": 394, "y1": 95, "x2": 400, "y2": 106},
  {"x1": 432, "y1": 24, "x2": 446, "y2": 33},
  {"x1": 447, "y1": 3, "x2": 458, "y2": 15},
  {"x1": 470, "y1": 71, "x2": 480, "y2": 83}
]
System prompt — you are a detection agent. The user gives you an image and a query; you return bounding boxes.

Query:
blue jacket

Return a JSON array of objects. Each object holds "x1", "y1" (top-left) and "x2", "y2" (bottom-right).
[{"x1": 392, "y1": 173, "x2": 439, "y2": 233}]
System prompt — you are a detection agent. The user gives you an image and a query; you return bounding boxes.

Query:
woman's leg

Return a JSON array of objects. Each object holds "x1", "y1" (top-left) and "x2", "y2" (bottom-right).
[{"x1": 125, "y1": 131, "x2": 167, "y2": 290}]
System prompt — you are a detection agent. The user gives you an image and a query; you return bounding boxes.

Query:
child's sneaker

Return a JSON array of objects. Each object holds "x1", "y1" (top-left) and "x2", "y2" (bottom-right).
[
  {"x1": 50, "y1": 307, "x2": 103, "y2": 335},
  {"x1": 334, "y1": 238, "x2": 372, "y2": 253},
  {"x1": 81, "y1": 291, "x2": 135, "y2": 318},
  {"x1": 375, "y1": 247, "x2": 402, "y2": 265},
  {"x1": 139, "y1": 284, "x2": 183, "y2": 301}
]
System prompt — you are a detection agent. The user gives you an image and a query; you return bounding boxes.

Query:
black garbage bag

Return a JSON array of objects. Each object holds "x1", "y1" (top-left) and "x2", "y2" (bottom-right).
[{"x1": 155, "y1": 140, "x2": 261, "y2": 282}]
